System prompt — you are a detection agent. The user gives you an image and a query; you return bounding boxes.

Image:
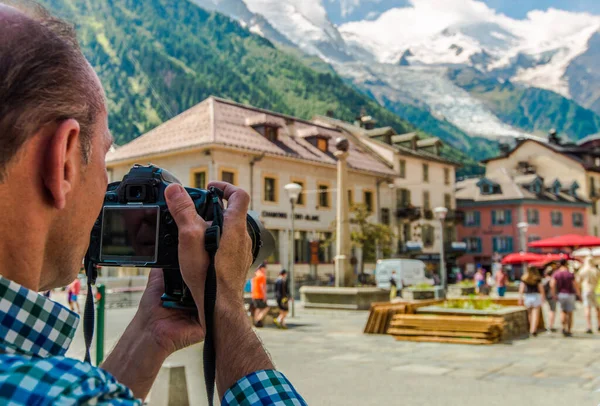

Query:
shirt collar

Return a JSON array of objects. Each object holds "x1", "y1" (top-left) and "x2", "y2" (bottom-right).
[{"x1": 0, "y1": 275, "x2": 79, "y2": 357}]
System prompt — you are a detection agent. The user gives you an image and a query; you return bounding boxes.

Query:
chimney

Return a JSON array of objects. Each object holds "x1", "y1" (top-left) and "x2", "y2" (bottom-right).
[{"x1": 548, "y1": 128, "x2": 561, "y2": 145}]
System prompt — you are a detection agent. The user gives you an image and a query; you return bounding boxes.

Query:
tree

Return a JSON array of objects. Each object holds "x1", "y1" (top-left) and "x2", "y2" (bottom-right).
[{"x1": 349, "y1": 204, "x2": 395, "y2": 271}]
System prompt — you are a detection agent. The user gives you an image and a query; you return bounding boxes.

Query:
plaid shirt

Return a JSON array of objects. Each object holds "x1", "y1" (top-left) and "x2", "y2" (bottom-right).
[{"x1": 0, "y1": 276, "x2": 306, "y2": 405}]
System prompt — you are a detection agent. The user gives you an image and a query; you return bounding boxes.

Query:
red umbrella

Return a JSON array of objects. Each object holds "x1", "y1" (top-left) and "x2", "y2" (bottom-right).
[
  {"x1": 528, "y1": 234, "x2": 600, "y2": 249},
  {"x1": 501, "y1": 252, "x2": 543, "y2": 265},
  {"x1": 529, "y1": 253, "x2": 573, "y2": 268}
]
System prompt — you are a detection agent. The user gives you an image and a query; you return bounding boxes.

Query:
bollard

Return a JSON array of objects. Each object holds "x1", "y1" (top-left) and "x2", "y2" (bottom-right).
[{"x1": 96, "y1": 284, "x2": 105, "y2": 366}]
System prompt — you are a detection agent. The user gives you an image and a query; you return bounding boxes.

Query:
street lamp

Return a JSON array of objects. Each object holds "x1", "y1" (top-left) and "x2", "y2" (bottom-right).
[
  {"x1": 434, "y1": 207, "x2": 448, "y2": 291},
  {"x1": 517, "y1": 222, "x2": 529, "y2": 251},
  {"x1": 284, "y1": 183, "x2": 303, "y2": 317}
]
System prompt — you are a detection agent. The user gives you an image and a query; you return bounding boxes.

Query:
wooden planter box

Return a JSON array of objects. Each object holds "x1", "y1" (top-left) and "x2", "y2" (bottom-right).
[
  {"x1": 448, "y1": 285, "x2": 475, "y2": 296},
  {"x1": 416, "y1": 305, "x2": 529, "y2": 341}
]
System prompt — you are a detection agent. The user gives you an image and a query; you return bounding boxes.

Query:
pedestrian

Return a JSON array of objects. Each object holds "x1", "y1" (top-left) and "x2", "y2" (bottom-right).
[
  {"x1": 551, "y1": 259, "x2": 581, "y2": 337},
  {"x1": 576, "y1": 256, "x2": 600, "y2": 334},
  {"x1": 67, "y1": 277, "x2": 81, "y2": 314},
  {"x1": 519, "y1": 267, "x2": 545, "y2": 337},
  {"x1": 252, "y1": 263, "x2": 270, "y2": 328},
  {"x1": 274, "y1": 270, "x2": 290, "y2": 329},
  {"x1": 495, "y1": 267, "x2": 508, "y2": 297},
  {"x1": 474, "y1": 266, "x2": 486, "y2": 295},
  {"x1": 389, "y1": 270, "x2": 400, "y2": 301},
  {"x1": 542, "y1": 266, "x2": 558, "y2": 333}
]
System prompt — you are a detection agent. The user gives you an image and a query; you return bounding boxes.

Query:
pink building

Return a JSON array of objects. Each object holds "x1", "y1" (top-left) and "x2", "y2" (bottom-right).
[{"x1": 456, "y1": 168, "x2": 589, "y2": 270}]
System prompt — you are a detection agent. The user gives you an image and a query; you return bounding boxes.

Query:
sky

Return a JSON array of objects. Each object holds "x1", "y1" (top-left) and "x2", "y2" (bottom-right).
[{"x1": 325, "y1": 0, "x2": 600, "y2": 24}]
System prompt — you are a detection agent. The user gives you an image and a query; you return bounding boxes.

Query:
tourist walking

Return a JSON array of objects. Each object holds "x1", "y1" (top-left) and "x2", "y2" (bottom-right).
[
  {"x1": 551, "y1": 259, "x2": 581, "y2": 337},
  {"x1": 519, "y1": 267, "x2": 544, "y2": 337},
  {"x1": 252, "y1": 263, "x2": 270, "y2": 328},
  {"x1": 67, "y1": 277, "x2": 81, "y2": 314},
  {"x1": 274, "y1": 270, "x2": 290, "y2": 329},
  {"x1": 474, "y1": 267, "x2": 486, "y2": 295},
  {"x1": 495, "y1": 267, "x2": 508, "y2": 297},
  {"x1": 389, "y1": 270, "x2": 402, "y2": 301},
  {"x1": 577, "y1": 256, "x2": 600, "y2": 334},
  {"x1": 542, "y1": 266, "x2": 558, "y2": 333}
]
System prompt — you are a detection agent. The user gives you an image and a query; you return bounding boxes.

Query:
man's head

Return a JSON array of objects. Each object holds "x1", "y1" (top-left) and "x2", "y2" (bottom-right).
[
  {"x1": 279, "y1": 269, "x2": 287, "y2": 279},
  {"x1": 0, "y1": 1, "x2": 111, "y2": 290},
  {"x1": 559, "y1": 259, "x2": 568, "y2": 268},
  {"x1": 257, "y1": 263, "x2": 266, "y2": 274}
]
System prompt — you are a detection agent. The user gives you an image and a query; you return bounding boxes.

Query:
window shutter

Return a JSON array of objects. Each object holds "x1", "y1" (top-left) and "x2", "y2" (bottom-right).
[
  {"x1": 505, "y1": 210, "x2": 512, "y2": 224},
  {"x1": 477, "y1": 238, "x2": 482, "y2": 253},
  {"x1": 463, "y1": 213, "x2": 467, "y2": 227},
  {"x1": 508, "y1": 237, "x2": 514, "y2": 253},
  {"x1": 491, "y1": 210, "x2": 497, "y2": 225},
  {"x1": 475, "y1": 211, "x2": 481, "y2": 226},
  {"x1": 492, "y1": 237, "x2": 497, "y2": 252}
]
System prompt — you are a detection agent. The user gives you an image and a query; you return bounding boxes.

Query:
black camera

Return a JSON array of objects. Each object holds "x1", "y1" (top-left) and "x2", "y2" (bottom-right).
[{"x1": 86, "y1": 164, "x2": 274, "y2": 309}]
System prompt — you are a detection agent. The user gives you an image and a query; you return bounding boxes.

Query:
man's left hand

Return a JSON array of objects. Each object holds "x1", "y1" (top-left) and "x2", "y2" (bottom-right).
[{"x1": 133, "y1": 268, "x2": 204, "y2": 355}]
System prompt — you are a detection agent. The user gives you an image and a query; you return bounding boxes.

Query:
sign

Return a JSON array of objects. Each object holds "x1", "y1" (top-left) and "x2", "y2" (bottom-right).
[
  {"x1": 482, "y1": 228, "x2": 503, "y2": 236},
  {"x1": 310, "y1": 241, "x2": 320, "y2": 265},
  {"x1": 261, "y1": 211, "x2": 320, "y2": 221}
]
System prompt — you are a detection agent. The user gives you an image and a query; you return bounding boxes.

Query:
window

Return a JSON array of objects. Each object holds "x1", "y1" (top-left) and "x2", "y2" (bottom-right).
[
  {"x1": 572, "y1": 212, "x2": 584, "y2": 228},
  {"x1": 397, "y1": 189, "x2": 411, "y2": 208},
  {"x1": 317, "y1": 232, "x2": 333, "y2": 263},
  {"x1": 422, "y1": 224, "x2": 434, "y2": 247},
  {"x1": 364, "y1": 190, "x2": 374, "y2": 213},
  {"x1": 591, "y1": 177, "x2": 596, "y2": 197},
  {"x1": 265, "y1": 230, "x2": 280, "y2": 263},
  {"x1": 595, "y1": 226, "x2": 599, "y2": 237},
  {"x1": 293, "y1": 231, "x2": 308, "y2": 263},
  {"x1": 593, "y1": 201, "x2": 598, "y2": 216},
  {"x1": 317, "y1": 138, "x2": 328, "y2": 152},
  {"x1": 264, "y1": 176, "x2": 277, "y2": 202},
  {"x1": 381, "y1": 208, "x2": 390, "y2": 225},
  {"x1": 399, "y1": 160, "x2": 406, "y2": 178},
  {"x1": 423, "y1": 163, "x2": 429, "y2": 182},
  {"x1": 289, "y1": 180, "x2": 304, "y2": 206},
  {"x1": 444, "y1": 168, "x2": 450, "y2": 185},
  {"x1": 348, "y1": 189, "x2": 354, "y2": 207},
  {"x1": 528, "y1": 235, "x2": 541, "y2": 243},
  {"x1": 444, "y1": 225, "x2": 455, "y2": 243},
  {"x1": 191, "y1": 169, "x2": 207, "y2": 189},
  {"x1": 493, "y1": 236, "x2": 513, "y2": 253},
  {"x1": 423, "y1": 191, "x2": 431, "y2": 210},
  {"x1": 403, "y1": 224, "x2": 411, "y2": 242},
  {"x1": 444, "y1": 193, "x2": 452, "y2": 209},
  {"x1": 551, "y1": 211, "x2": 563, "y2": 226},
  {"x1": 492, "y1": 209, "x2": 511, "y2": 225},
  {"x1": 318, "y1": 184, "x2": 330, "y2": 208},
  {"x1": 464, "y1": 237, "x2": 481, "y2": 253},
  {"x1": 220, "y1": 169, "x2": 236, "y2": 185},
  {"x1": 265, "y1": 126, "x2": 278, "y2": 142},
  {"x1": 527, "y1": 208, "x2": 539, "y2": 225},
  {"x1": 464, "y1": 211, "x2": 480, "y2": 227}
]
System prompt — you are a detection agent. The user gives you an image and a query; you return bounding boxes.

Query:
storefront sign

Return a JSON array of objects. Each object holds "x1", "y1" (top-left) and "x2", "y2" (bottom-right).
[{"x1": 261, "y1": 211, "x2": 320, "y2": 221}]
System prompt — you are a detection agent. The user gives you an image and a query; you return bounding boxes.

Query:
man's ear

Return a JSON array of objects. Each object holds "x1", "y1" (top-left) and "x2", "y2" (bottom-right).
[{"x1": 43, "y1": 119, "x2": 82, "y2": 210}]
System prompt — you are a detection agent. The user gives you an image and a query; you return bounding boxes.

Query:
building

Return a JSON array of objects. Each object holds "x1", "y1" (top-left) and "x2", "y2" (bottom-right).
[
  {"x1": 106, "y1": 97, "x2": 397, "y2": 279},
  {"x1": 315, "y1": 114, "x2": 464, "y2": 275},
  {"x1": 456, "y1": 167, "x2": 589, "y2": 272},
  {"x1": 483, "y1": 132, "x2": 600, "y2": 236}
]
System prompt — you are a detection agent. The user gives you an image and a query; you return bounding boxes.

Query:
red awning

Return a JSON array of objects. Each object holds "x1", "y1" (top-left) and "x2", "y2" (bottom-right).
[
  {"x1": 528, "y1": 234, "x2": 600, "y2": 249},
  {"x1": 501, "y1": 252, "x2": 544, "y2": 265}
]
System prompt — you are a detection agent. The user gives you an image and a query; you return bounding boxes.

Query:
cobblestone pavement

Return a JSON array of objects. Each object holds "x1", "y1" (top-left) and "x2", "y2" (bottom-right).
[{"x1": 63, "y1": 295, "x2": 600, "y2": 406}]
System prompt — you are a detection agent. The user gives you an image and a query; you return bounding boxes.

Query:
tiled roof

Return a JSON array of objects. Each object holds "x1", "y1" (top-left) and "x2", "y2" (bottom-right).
[
  {"x1": 314, "y1": 116, "x2": 458, "y2": 166},
  {"x1": 107, "y1": 97, "x2": 394, "y2": 176},
  {"x1": 456, "y1": 168, "x2": 589, "y2": 205}
]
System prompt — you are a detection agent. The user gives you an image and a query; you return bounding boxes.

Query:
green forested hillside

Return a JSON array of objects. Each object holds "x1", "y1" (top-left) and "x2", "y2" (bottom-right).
[
  {"x1": 41, "y1": 0, "x2": 484, "y2": 174},
  {"x1": 449, "y1": 68, "x2": 600, "y2": 140}
]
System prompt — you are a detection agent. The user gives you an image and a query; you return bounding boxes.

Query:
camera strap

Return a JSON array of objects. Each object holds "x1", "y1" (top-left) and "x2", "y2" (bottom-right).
[
  {"x1": 83, "y1": 256, "x2": 97, "y2": 364},
  {"x1": 203, "y1": 187, "x2": 224, "y2": 406}
]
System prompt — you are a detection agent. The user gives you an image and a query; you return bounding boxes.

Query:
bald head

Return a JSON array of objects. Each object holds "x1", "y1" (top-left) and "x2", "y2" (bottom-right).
[{"x1": 0, "y1": 1, "x2": 104, "y2": 181}]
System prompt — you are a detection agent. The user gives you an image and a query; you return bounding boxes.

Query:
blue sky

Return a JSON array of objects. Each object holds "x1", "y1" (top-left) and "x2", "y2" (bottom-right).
[{"x1": 326, "y1": 0, "x2": 600, "y2": 25}]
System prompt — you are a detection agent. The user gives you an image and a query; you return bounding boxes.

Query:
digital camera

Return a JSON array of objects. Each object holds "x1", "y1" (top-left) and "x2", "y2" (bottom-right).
[{"x1": 86, "y1": 164, "x2": 274, "y2": 308}]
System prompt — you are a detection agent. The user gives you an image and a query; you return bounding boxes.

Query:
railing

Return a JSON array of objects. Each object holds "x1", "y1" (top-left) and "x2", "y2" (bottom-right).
[
  {"x1": 396, "y1": 206, "x2": 422, "y2": 220},
  {"x1": 423, "y1": 209, "x2": 434, "y2": 220},
  {"x1": 445, "y1": 210, "x2": 465, "y2": 223}
]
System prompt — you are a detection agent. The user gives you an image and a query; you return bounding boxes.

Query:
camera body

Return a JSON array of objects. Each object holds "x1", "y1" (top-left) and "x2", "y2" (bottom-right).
[{"x1": 87, "y1": 164, "x2": 274, "y2": 308}]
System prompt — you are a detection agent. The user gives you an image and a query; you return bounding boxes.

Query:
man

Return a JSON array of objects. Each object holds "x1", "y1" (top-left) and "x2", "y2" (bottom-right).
[
  {"x1": 551, "y1": 259, "x2": 581, "y2": 337},
  {"x1": 389, "y1": 270, "x2": 402, "y2": 300},
  {"x1": 274, "y1": 269, "x2": 290, "y2": 329},
  {"x1": 577, "y1": 256, "x2": 600, "y2": 334},
  {"x1": 495, "y1": 267, "x2": 508, "y2": 297},
  {"x1": 0, "y1": 2, "x2": 305, "y2": 404},
  {"x1": 252, "y1": 263, "x2": 270, "y2": 327},
  {"x1": 67, "y1": 276, "x2": 81, "y2": 313}
]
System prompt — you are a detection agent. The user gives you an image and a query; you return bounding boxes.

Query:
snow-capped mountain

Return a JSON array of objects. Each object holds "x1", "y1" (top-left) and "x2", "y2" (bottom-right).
[{"x1": 188, "y1": 0, "x2": 600, "y2": 144}]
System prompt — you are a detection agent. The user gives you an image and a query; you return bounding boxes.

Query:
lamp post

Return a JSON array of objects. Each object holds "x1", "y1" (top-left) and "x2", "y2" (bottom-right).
[
  {"x1": 517, "y1": 222, "x2": 529, "y2": 252},
  {"x1": 434, "y1": 207, "x2": 448, "y2": 291},
  {"x1": 284, "y1": 182, "x2": 303, "y2": 317}
]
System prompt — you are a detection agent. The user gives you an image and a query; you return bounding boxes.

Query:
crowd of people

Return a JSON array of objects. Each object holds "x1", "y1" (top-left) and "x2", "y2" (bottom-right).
[{"x1": 473, "y1": 258, "x2": 600, "y2": 337}]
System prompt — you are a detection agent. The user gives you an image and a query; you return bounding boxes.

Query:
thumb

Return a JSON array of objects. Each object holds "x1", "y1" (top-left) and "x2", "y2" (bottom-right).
[{"x1": 165, "y1": 184, "x2": 203, "y2": 231}]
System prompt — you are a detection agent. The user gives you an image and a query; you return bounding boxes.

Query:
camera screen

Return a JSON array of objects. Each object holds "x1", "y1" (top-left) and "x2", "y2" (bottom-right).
[{"x1": 100, "y1": 206, "x2": 160, "y2": 264}]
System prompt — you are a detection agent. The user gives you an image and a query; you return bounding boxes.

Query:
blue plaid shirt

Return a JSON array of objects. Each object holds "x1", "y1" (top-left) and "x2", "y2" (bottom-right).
[{"x1": 0, "y1": 276, "x2": 306, "y2": 405}]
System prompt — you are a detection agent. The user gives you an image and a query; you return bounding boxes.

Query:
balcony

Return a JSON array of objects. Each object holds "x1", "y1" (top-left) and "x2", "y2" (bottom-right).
[
  {"x1": 423, "y1": 209, "x2": 434, "y2": 220},
  {"x1": 396, "y1": 206, "x2": 421, "y2": 221},
  {"x1": 445, "y1": 210, "x2": 465, "y2": 223}
]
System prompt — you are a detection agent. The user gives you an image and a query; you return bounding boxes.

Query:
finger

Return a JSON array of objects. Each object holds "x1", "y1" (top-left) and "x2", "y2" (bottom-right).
[
  {"x1": 207, "y1": 181, "x2": 250, "y2": 220},
  {"x1": 165, "y1": 184, "x2": 207, "y2": 229},
  {"x1": 148, "y1": 268, "x2": 164, "y2": 286}
]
